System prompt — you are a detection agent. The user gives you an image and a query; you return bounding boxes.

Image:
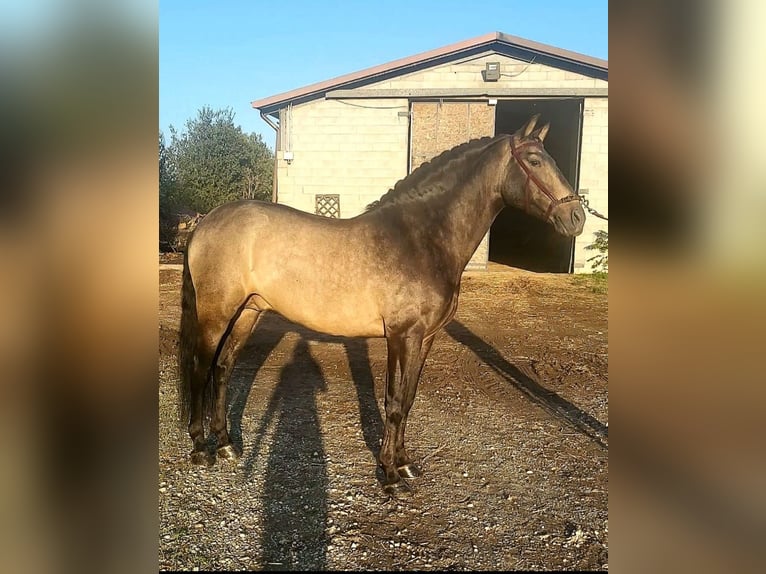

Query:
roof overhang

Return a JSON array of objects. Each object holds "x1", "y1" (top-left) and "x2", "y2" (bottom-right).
[{"x1": 251, "y1": 32, "x2": 608, "y2": 116}]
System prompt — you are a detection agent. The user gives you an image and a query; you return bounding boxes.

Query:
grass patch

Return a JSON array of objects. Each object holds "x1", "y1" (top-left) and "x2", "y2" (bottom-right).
[{"x1": 571, "y1": 272, "x2": 608, "y2": 295}]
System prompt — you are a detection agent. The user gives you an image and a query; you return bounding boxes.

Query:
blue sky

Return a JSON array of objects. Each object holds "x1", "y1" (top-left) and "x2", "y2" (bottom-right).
[{"x1": 160, "y1": 0, "x2": 607, "y2": 148}]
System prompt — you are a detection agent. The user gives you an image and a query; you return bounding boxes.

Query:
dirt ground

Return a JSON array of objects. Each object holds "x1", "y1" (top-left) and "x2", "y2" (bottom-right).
[{"x1": 158, "y1": 259, "x2": 608, "y2": 571}]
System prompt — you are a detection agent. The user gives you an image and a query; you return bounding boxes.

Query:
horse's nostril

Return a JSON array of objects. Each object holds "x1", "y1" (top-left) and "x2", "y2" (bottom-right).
[{"x1": 572, "y1": 209, "x2": 582, "y2": 225}]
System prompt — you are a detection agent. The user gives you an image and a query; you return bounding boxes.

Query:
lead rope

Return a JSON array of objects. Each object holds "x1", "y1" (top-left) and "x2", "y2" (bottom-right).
[{"x1": 578, "y1": 195, "x2": 608, "y2": 221}]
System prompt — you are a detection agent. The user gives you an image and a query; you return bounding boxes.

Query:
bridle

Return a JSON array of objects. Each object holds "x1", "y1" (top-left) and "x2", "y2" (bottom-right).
[{"x1": 509, "y1": 136, "x2": 581, "y2": 221}]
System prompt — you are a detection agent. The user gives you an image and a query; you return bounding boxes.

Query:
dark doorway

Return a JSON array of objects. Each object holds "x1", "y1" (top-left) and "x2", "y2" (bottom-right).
[{"x1": 491, "y1": 99, "x2": 582, "y2": 272}]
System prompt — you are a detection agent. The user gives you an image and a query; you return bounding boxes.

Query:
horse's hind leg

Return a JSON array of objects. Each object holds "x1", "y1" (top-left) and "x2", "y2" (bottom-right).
[
  {"x1": 188, "y1": 337, "x2": 216, "y2": 466},
  {"x1": 188, "y1": 299, "x2": 257, "y2": 465},
  {"x1": 211, "y1": 305, "x2": 262, "y2": 460}
]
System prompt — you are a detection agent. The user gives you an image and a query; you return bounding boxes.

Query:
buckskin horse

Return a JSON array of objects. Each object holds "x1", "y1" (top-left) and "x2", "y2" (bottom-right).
[{"x1": 178, "y1": 114, "x2": 586, "y2": 495}]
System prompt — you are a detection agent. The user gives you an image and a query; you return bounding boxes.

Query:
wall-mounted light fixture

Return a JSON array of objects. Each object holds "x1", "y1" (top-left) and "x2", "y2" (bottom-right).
[{"x1": 484, "y1": 62, "x2": 500, "y2": 81}]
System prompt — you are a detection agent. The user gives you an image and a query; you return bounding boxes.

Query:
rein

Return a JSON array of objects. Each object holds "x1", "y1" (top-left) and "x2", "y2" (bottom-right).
[{"x1": 509, "y1": 137, "x2": 580, "y2": 221}]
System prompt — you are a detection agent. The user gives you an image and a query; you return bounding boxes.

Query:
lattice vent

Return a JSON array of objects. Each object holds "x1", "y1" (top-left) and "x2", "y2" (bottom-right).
[{"x1": 315, "y1": 194, "x2": 340, "y2": 218}]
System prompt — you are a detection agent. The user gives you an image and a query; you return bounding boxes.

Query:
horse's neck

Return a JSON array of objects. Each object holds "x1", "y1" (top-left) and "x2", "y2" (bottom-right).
[
  {"x1": 447, "y1": 176, "x2": 504, "y2": 271},
  {"x1": 364, "y1": 143, "x2": 507, "y2": 276},
  {"x1": 420, "y1": 164, "x2": 505, "y2": 275}
]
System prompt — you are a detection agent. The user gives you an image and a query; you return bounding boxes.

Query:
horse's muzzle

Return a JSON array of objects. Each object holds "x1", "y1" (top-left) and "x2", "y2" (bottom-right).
[{"x1": 553, "y1": 202, "x2": 586, "y2": 236}]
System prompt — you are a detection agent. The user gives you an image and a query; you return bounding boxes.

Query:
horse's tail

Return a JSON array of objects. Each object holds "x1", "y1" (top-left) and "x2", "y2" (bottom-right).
[{"x1": 178, "y1": 251, "x2": 197, "y2": 428}]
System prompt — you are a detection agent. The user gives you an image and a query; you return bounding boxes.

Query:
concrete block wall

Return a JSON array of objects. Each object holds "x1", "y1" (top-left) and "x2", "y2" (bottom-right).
[
  {"x1": 273, "y1": 50, "x2": 607, "y2": 274},
  {"x1": 573, "y1": 97, "x2": 608, "y2": 273},
  {"x1": 276, "y1": 98, "x2": 409, "y2": 217},
  {"x1": 465, "y1": 234, "x2": 490, "y2": 271},
  {"x1": 377, "y1": 53, "x2": 608, "y2": 91}
]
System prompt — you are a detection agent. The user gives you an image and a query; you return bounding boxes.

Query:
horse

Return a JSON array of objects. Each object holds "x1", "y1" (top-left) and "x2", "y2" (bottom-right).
[{"x1": 177, "y1": 114, "x2": 586, "y2": 496}]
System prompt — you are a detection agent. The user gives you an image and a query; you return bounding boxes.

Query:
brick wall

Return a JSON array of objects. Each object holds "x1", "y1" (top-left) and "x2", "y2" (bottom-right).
[
  {"x1": 410, "y1": 101, "x2": 495, "y2": 270},
  {"x1": 410, "y1": 101, "x2": 495, "y2": 167}
]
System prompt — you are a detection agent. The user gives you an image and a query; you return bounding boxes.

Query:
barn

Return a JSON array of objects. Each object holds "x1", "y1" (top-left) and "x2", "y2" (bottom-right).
[{"x1": 251, "y1": 32, "x2": 607, "y2": 273}]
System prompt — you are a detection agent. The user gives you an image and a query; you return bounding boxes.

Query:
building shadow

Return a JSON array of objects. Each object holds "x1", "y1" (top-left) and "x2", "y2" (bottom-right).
[{"x1": 444, "y1": 320, "x2": 608, "y2": 449}]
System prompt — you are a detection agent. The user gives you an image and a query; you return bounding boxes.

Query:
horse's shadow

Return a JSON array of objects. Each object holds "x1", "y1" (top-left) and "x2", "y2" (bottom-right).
[
  {"x1": 228, "y1": 314, "x2": 383, "y2": 462},
  {"x1": 223, "y1": 314, "x2": 605, "y2": 569},
  {"x1": 444, "y1": 319, "x2": 608, "y2": 449},
  {"x1": 226, "y1": 313, "x2": 383, "y2": 570}
]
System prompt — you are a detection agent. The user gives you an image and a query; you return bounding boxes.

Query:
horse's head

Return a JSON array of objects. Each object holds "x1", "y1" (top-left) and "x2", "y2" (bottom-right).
[{"x1": 500, "y1": 114, "x2": 586, "y2": 237}]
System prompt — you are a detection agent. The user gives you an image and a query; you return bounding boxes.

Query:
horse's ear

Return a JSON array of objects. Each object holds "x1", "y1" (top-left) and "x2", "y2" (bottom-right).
[
  {"x1": 533, "y1": 122, "x2": 550, "y2": 142},
  {"x1": 522, "y1": 113, "x2": 541, "y2": 137}
]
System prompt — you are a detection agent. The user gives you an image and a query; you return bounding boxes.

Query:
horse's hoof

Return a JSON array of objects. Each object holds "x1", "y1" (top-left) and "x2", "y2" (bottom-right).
[
  {"x1": 217, "y1": 444, "x2": 240, "y2": 461},
  {"x1": 383, "y1": 479, "x2": 413, "y2": 498},
  {"x1": 397, "y1": 463, "x2": 422, "y2": 479},
  {"x1": 190, "y1": 450, "x2": 214, "y2": 466}
]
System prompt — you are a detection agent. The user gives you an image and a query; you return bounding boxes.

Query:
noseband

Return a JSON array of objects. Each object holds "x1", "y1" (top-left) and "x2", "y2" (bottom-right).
[{"x1": 510, "y1": 137, "x2": 580, "y2": 221}]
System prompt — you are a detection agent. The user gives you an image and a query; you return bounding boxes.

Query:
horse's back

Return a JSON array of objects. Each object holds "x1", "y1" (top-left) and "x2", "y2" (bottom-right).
[{"x1": 187, "y1": 200, "x2": 387, "y2": 337}]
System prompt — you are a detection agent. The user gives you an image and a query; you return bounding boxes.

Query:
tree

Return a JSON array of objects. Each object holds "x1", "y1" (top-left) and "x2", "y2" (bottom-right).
[
  {"x1": 169, "y1": 107, "x2": 273, "y2": 213},
  {"x1": 585, "y1": 229, "x2": 608, "y2": 273},
  {"x1": 159, "y1": 131, "x2": 179, "y2": 251},
  {"x1": 241, "y1": 132, "x2": 274, "y2": 201}
]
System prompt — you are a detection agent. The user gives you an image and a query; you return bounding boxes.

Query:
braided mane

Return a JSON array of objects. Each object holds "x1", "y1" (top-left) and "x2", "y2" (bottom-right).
[{"x1": 365, "y1": 134, "x2": 508, "y2": 211}]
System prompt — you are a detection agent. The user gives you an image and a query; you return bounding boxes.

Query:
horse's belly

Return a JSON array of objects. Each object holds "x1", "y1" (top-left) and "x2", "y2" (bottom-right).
[
  {"x1": 244, "y1": 222, "x2": 385, "y2": 337},
  {"x1": 257, "y1": 289, "x2": 385, "y2": 338},
  {"x1": 295, "y1": 310, "x2": 384, "y2": 338}
]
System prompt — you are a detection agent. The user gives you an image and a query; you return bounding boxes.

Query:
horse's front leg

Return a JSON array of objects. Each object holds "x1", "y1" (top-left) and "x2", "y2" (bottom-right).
[
  {"x1": 381, "y1": 327, "x2": 426, "y2": 496},
  {"x1": 394, "y1": 333, "x2": 435, "y2": 479}
]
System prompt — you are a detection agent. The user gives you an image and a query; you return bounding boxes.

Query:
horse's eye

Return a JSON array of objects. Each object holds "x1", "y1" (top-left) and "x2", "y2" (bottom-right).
[{"x1": 529, "y1": 159, "x2": 541, "y2": 167}]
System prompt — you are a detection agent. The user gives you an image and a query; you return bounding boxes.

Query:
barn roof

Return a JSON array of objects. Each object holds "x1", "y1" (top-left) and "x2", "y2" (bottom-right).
[{"x1": 251, "y1": 31, "x2": 608, "y2": 115}]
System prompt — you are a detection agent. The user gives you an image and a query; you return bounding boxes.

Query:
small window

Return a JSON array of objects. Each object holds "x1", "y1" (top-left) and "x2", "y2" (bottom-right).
[{"x1": 315, "y1": 194, "x2": 340, "y2": 218}]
